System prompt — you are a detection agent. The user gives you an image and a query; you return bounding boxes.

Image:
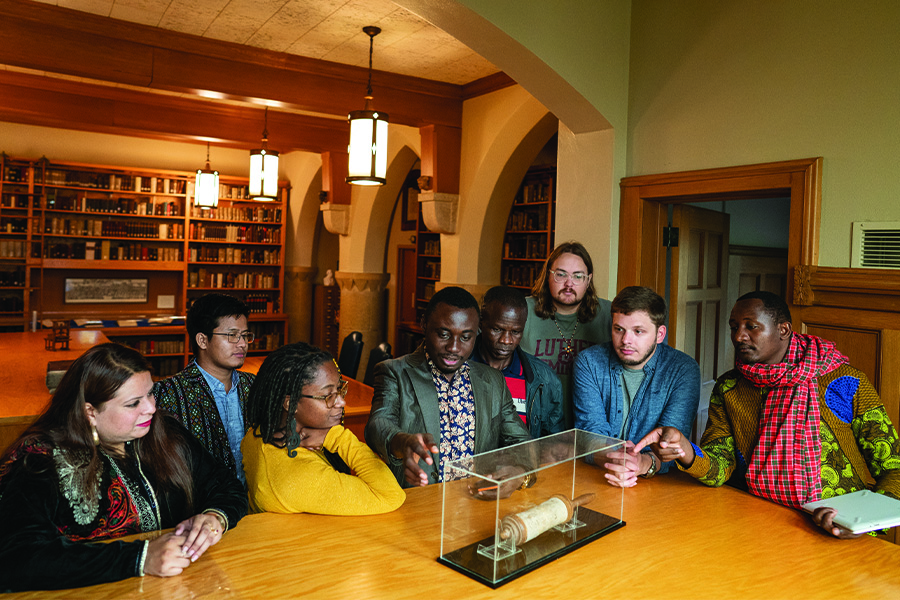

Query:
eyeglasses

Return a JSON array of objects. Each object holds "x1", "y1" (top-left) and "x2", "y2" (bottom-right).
[
  {"x1": 211, "y1": 331, "x2": 255, "y2": 344},
  {"x1": 549, "y1": 269, "x2": 589, "y2": 285},
  {"x1": 299, "y1": 379, "x2": 349, "y2": 408}
]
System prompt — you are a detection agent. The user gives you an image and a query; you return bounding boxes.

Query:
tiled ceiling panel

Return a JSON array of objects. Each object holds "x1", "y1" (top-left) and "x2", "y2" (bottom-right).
[{"x1": 37, "y1": 0, "x2": 500, "y2": 85}]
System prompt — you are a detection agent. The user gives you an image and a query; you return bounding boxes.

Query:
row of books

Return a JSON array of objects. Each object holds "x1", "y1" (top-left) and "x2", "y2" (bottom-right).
[
  {"x1": 244, "y1": 294, "x2": 278, "y2": 315},
  {"x1": 48, "y1": 195, "x2": 183, "y2": 217},
  {"x1": 506, "y1": 210, "x2": 549, "y2": 232},
  {"x1": 188, "y1": 269, "x2": 278, "y2": 290},
  {"x1": 190, "y1": 223, "x2": 280, "y2": 243},
  {"x1": 45, "y1": 241, "x2": 183, "y2": 262},
  {"x1": 45, "y1": 218, "x2": 185, "y2": 240},
  {"x1": 118, "y1": 339, "x2": 185, "y2": 356},
  {"x1": 421, "y1": 260, "x2": 440, "y2": 279},
  {"x1": 517, "y1": 181, "x2": 553, "y2": 204},
  {"x1": 420, "y1": 239, "x2": 440, "y2": 255},
  {"x1": 45, "y1": 170, "x2": 188, "y2": 194},
  {"x1": 0, "y1": 240, "x2": 28, "y2": 258},
  {"x1": 503, "y1": 264, "x2": 540, "y2": 288},
  {"x1": 150, "y1": 357, "x2": 183, "y2": 378},
  {"x1": 189, "y1": 205, "x2": 282, "y2": 223},
  {"x1": 0, "y1": 296, "x2": 23, "y2": 312},
  {"x1": 0, "y1": 195, "x2": 30, "y2": 209},
  {"x1": 188, "y1": 246, "x2": 280, "y2": 265},
  {"x1": 47, "y1": 194, "x2": 184, "y2": 216},
  {"x1": 1, "y1": 167, "x2": 29, "y2": 183},
  {"x1": 503, "y1": 237, "x2": 548, "y2": 259},
  {"x1": 1, "y1": 218, "x2": 28, "y2": 233},
  {"x1": 0, "y1": 267, "x2": 25, "y2": 287}
]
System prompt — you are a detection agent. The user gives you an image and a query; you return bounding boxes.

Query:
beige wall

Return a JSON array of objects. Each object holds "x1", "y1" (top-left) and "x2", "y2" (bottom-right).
[
  {"x1": 401, "y1": 0, "x2": 632, "y2": 296},
  {"x1": 628, "y1": 0, "x2": 900, "y2": 267}
]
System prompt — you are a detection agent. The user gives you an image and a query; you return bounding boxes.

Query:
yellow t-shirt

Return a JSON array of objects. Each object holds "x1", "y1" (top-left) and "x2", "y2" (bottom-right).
[{"x1": 241, "y1": 425, "x2": 406, "y2": 515}]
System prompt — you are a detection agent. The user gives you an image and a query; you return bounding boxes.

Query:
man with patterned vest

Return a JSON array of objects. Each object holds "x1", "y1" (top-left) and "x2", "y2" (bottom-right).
[
  {"x1": 155, "y1": 293, "x2": 255, "y2": 485},
  {"x1": 635, "y1": 291, "x2": 900, "y2": 538}
]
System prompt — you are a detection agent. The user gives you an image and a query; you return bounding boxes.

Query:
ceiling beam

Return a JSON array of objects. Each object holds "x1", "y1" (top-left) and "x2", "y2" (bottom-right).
[
  {"x1": 0, "y1": 0, "x2": 463, "y2": 132},
  {"x1": 0, "y1": 71, "x2": 348, "y2": 153}
]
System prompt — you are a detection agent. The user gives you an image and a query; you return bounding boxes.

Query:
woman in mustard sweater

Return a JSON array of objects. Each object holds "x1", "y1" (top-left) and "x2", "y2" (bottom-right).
[{"x1": 241, "y1": 342, "x2": 405, "y2": 515}]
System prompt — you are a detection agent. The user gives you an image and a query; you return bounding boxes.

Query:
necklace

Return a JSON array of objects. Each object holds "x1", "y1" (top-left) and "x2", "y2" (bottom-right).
[{"x1": 552, "y1": 314, "x2": 579, "y2": 359}]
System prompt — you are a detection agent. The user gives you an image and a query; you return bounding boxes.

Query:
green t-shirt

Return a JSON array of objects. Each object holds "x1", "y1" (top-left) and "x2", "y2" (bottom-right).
[
  {"x1": 619, "y1": 367, "x2": 646, "y2": 438},
  {"x1": 520, "y1": 295, "x2": 612, "y2": 428}
]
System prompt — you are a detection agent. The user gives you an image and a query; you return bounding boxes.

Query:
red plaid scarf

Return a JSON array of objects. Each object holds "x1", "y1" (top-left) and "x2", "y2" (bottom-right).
[{"x1": 739, "y1": 333, "x2": 847, "y2": 508}]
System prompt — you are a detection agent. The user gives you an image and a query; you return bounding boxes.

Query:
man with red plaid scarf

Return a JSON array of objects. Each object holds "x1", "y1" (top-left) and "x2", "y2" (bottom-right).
[{"x1": 635, "y1": 291, "x2": 900, "y2": 538}]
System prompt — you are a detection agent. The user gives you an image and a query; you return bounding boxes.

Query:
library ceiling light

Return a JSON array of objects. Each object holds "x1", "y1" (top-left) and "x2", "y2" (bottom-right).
[
  {"x1": 195, "y1": 142, "x2": 219, "y2": 208},
  {"x1": 346, "y1": 26, "x2": 388, "y2": 186},
  {"x1": 249, "y1": 107, "x2": 280, "y2": 201}
]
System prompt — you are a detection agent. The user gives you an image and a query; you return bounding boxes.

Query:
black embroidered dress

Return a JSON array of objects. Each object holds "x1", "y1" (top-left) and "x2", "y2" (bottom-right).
[{"x1": 0, "y1": 417, "x2": 247, "y2": 592}]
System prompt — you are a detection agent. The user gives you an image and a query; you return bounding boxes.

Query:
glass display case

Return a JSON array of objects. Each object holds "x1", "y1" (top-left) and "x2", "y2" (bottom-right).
[{"x1": 438, "y1": 429, "x2": 626, "y2": 587}]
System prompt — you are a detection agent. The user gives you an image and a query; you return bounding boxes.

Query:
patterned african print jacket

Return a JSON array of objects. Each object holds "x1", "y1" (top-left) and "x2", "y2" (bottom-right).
[
  {"x1": 0, "y1": 416, "x2": 247, "y2": 592},
  {"x1": 154, "y1": 361, "x2": 255, "y2": 477},
  {"x1": 682, "y1": 363, "x2": 900, "y2": 500}
]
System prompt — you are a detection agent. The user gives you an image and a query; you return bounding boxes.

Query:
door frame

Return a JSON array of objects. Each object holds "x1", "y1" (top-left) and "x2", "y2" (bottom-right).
[{"x1": 617, "y1": 158, "x2": 822, "y2": 331}]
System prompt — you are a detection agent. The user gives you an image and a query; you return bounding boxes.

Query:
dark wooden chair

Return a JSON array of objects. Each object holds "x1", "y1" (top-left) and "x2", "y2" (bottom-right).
[
  {"x1": 363, "y1": 342, "x2": 393, "y2": 387},
  {"x1": 337, "y1": 331, "x2": 364, "y2": 380}
]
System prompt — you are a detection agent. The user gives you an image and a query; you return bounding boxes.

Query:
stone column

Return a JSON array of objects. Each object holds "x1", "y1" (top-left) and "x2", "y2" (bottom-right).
[
  {"x1": 284, "y1": 266, "x2": 317, "y2": 344},
  {"x1": 335, "y1": 271, "x2": 390, "y2": 381}
]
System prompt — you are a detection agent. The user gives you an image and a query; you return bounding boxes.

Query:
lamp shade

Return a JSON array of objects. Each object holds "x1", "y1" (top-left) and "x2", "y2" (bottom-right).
[
  {"x1": 347, "y1": 109, "x2": 388, "y2": 186},
  {"x1": 249, "y1": 148, "x2": 279, "y2": 200},
  {"x1": 194, "y1": 166, "x2": 219, "y2": 208}
]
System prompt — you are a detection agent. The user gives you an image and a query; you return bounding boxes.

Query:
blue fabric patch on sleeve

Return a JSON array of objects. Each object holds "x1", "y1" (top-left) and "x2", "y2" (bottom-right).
[
  {"x1": 824, "y1": 375, "x2": 860, "y2": 423},
  {"x1": 691, "y1": 442, "x2": 704, "y2": 458}
]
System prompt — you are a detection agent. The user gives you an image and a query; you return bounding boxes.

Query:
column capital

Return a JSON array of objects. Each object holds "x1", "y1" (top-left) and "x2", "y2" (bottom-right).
[
  {"x1": 335, "y1": 271, "x2": 390, "y2": 293},
  {"x1": 320, "y1": 202, "x2": 350, "y2": 236},
  {"x1": 284, "y1": 265, "x2": 318, "y2": 284},
  {"x1": 418, "y1": 191, "x2": 459, "y2": 234}
]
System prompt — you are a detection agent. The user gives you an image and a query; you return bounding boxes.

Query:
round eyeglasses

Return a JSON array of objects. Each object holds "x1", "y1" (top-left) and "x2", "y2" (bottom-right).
[
  {"x1": 299, "y1": 379, "x2": 350, "y2": 408},
  {"x1": 211, "y1": 331, "x2": 255, "y2": 344},
  {"x1": 548, "y1": 269, "x2": 589, "y2": 285}
]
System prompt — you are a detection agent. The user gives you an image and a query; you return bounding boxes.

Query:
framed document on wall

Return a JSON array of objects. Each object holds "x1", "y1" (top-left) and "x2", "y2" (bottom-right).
[{"x1": 64, "y1": 278, "x2": 148, "y2": 304}]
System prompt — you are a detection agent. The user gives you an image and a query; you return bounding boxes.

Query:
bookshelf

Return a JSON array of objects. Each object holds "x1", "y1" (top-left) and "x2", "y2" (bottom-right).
[
  {"x1": 0, "y1": 155, "x2": 289, "y2": 369},
  {"x1": 501, "y1": 166, "x2": 556, "y2": 290},
  {"x1": 395, "y1": 170, "x2": 437, "y2": 356},
  {"x1": 0, "y1": 154, "x2": 44, "y2": 332}
]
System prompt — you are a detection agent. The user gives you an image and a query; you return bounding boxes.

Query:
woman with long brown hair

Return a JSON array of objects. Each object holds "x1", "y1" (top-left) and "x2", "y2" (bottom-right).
[{"x1": 0, "y1": 343, "x2": 247, "y2": 592}]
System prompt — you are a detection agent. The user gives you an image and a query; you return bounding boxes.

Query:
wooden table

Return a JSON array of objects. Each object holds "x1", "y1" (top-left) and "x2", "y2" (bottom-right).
[
  {"x1": 8, "y1": 470, "x2": 900, "y2": 599},
  {"x1": 0, "y1": 330, "x2": 110, "y2": 451}
]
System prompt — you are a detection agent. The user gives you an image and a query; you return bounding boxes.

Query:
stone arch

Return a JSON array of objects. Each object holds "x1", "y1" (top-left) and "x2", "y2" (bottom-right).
[
  {"x1": 447, "y1": 98, "x2": 557, "y2": 286},
  {"x1": 340, "y1": 143, "x2": 421, "y2": 273}
]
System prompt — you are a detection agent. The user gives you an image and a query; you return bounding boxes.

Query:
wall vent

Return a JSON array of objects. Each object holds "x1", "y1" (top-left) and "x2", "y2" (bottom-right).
[{"x1": 851, "y1": 222, "x2": 900, "y2": 269}]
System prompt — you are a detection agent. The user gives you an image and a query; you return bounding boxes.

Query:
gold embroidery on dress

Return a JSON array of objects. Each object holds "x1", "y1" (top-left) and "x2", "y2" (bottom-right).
[{"x1": 52, "y1": 448, "x2": 99, "y2": 526}]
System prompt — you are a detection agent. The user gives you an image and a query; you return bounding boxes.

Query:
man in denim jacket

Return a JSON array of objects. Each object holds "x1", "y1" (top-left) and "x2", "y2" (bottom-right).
[{"x1": 574, "y1": 286, "x2": 700, "y2": 487}]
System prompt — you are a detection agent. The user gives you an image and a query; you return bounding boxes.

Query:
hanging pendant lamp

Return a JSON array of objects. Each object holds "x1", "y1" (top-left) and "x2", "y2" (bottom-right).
[
  {"x1": 195, "y1": 142, "x2": 219, "y2": 208},
  {"x1": 249, "y1": 107, "x2": 280, "y2": 201},
  {"x1": 346, "y1": 26, "x2": 388, "y2": 186}
]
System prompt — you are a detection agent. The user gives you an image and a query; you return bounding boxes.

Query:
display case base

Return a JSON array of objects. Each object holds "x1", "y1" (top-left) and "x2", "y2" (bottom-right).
[{"x1": 437, "y1": 508, "x2": 624, "y2": 588}]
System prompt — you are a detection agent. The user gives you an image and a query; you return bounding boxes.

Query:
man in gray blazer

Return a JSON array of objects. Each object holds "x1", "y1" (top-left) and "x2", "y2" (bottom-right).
[{"x1": 365, "y1": 287, "x2": 532, "y2": 489}]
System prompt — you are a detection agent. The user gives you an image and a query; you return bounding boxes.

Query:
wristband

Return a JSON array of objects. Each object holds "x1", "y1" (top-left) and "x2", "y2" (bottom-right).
[
  {"x1": 138, "y1": 540, "x2": 149, "y2": 577},
  {"x1": 202, "y1": 509, "x2": 229, "y2": 534}
]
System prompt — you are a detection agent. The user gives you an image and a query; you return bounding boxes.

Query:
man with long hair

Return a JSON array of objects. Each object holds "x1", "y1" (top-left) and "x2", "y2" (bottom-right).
[
  {"x1": 155, "y1": 293, "x2": 255, "y2": 485},
  {"x1": 521, "y1": 241, "x2": 612, "y2": 427}
]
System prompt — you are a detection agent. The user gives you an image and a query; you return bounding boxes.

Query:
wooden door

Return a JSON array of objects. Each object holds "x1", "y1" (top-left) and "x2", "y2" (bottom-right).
[
  {"x1": 396, "y1": 245, "x2": 417, "y2": 324},
  {"x1": 670, "y1": 205, "x2": 730, "y2": 383}
]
